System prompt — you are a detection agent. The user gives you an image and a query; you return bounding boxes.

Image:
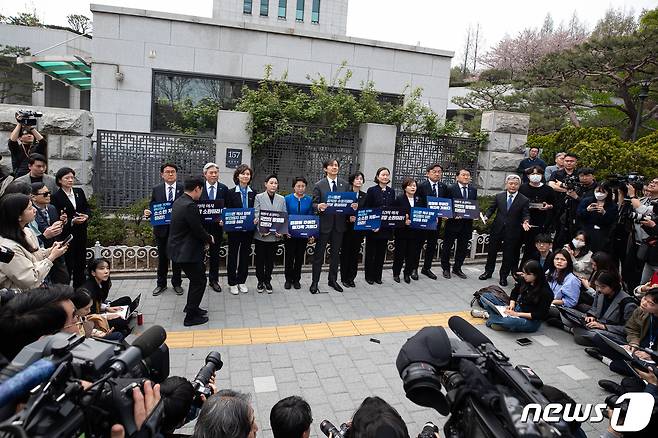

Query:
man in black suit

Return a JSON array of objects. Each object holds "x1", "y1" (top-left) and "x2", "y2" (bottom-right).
[
  {"x1": 480, "y1": 175, "x2": 531, "y2": 286},
  {"x1": 201, "y1": 162, "x2": 229, "y2": 293},
  {"x1": 168, "y1": 176, "x2": 214, "y2": 327},
  {"x1": 144, "y1": 163, "x2": 184, "y2": 297},
  {"x1": 310, "y1": 158, "x2": 354, "y2": 294},
  {"x1": 416, "y1": 163, "x2": 448, "y2": 280},
  {"x1": 441, "y1": 169, "x2": 477, "y2": 279}
]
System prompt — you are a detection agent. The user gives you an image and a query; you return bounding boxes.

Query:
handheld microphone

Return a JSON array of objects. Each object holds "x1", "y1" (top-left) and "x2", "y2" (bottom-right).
[
  {"x1": 448, "y1": 316, "x2": 493, "y2": 348},
  {"x1": 107, "y1": 325, "x2": 166, "y2": 377},
  {"x1": 0, "y1": 359, "x2": 57, "y2": 406}
]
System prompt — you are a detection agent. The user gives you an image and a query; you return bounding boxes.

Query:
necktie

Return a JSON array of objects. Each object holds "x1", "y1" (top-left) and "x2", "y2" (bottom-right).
[
  {"x1": 168, "y1": 186, "x2": 174, "y2": 202},
  {"x1": 331, "y1": 180, "x2": 337, "y2": 192},
  {"x1": 40, "y1": 208, "x2": 51, "y2": 225},
  {"x1": 433, "y1": 183, "x2": 438, "y2": 197},
  {"x1": 242, "y1": 189, "x2": 247, "y2": 208},
  {"x1": 462, "y1": 186, "x2": 468, "y2": 199},
  {"x1": 297, "y1": 199, "x2": 301, "y2": 214},
  {"x1": 209, "y1": 185, "x2": 215, "y2": 201},
  {"x1": 507, "y1": 194, "x2": 513, "y2": 211}
]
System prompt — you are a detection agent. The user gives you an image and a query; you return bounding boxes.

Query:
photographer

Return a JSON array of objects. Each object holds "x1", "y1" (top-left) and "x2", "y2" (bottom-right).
[
  {"x1": 270, "y1": 396, "x2": 312, "y2": 438},
  {"x1": 577, "y1": 184, "x2": 618, "y2": 253},
  {"x1": 8, "y1": 113, "x2": 47, "y2": 178},
  {"x1": 639, "y1": 202, "x2": 658, "y2": 284},
  {"x1": 624, "y1": 178, "x2": 658, "y2": 289},
  {"x1": 192, "y1": 389, "x2": 258, "y2": 438}
]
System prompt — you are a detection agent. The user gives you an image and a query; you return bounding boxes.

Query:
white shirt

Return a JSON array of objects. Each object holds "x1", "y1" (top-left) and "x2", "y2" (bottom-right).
[
  {"x1": 407, "y1": 196, "x2": 415, "y2": 207},
  {"x1": 506, "y1": 191, "x2": 518, "y2": 205},
  {"x1": 326, "y1": 177, "x2": 338, "y2": 190},
  {"x1": 165, "y1": 183, "x2": 177, "y2": 201},
  {"x1": 205, "y1": 181, "x2": 217, "y2": 200},
  {"x1": 64, "y1": 188, "x2": 76, "y2": 209}
]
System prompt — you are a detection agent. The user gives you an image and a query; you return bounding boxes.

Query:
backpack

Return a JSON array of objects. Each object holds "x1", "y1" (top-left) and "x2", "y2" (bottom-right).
[{"x1": 471, "y1": 285, "x2": 511, "y2": 308}]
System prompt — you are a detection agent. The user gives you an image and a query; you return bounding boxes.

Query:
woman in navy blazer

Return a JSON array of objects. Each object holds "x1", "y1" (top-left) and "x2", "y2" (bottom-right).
[
  {"x1": 363, "y1": 167, "x2": 395, "y2": 284},
  {"x1": 392, "y1": 178, "x2": 425, "y2": 283},
  {"x1": 225, "y1": 164, "x2": 256, "y2": 295}
]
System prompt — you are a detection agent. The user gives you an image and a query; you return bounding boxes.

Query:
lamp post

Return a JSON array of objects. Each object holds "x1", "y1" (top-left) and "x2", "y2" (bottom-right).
[{"x1": 632, "y1": 80, "x2": 651, "y2": 141}]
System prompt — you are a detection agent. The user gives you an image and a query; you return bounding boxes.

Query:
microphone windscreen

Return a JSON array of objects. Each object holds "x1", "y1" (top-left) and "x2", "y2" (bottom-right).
[
  {"x1": 448, "y1": 316, "x2": 492, "y2": 348},
  {"x1": 132, "y1": 325, "x2": 167, "y2": 358}
]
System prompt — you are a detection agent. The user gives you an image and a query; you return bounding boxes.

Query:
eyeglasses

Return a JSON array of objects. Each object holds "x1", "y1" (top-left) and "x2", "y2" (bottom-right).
[{"x1": 39, "y1": 192, "x2": 51, "y2": 196}]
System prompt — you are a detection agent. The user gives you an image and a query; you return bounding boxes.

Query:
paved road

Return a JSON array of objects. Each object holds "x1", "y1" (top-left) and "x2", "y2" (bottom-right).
[{"x1": 113, "y1": 264, "x2": 620, "y2": 437}]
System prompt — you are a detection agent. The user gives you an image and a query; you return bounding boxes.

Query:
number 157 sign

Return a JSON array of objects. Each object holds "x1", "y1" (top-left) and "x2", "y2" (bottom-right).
[{"x1": 226, "y1": 148, "x2": 242, "y2": 169}]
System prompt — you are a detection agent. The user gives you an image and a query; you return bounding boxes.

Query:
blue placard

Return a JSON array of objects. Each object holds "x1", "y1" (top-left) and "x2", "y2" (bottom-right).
[
  {"x1": 196, "y1": 200, "x2": 225, "y2": 222},
  {"x1": 325, "y1": 191, "x2": 358, "y2": 214},
  {"x1": 426, "y1": 196, "x2": 454, "y2": 218},
  {"x1": 222, "y1": 208, "x2": 256, "y2": 232},
  {"x1": 354, "y1": 208, "x2": 381, "y2": 231},
  {"x1": 257, "y1": 210, "x2": 288, "y2": 234},
  {"x1": 288, "y1": 214, "x2": 319, "y2": 238},
  {"x1": 150, "y1": 201, "x2": 173, "y2": 226},
  {"x1": 410, "y1": 207, "x2": 439, "y2": 230},
  {"x1": 453, "y1": 199, "x2": 480, "y2": 219}
]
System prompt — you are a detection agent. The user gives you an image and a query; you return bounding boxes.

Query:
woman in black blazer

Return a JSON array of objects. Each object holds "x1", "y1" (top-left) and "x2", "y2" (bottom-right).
[
  {"x1": 392, "y1": 178, "x2": 424, "y2": 283},
  {"x1": 224, "y1": 164, "x2": 256, "y2": 295},
  {"x1": 340, "y1": 171, "x2": 367, "y2": 288},
  {"x1": 51, "y1": 167, "x2": 91, "y2": 288},
  {"x1": 363, "y1": 167, "x2": 395, "y2": 284}
]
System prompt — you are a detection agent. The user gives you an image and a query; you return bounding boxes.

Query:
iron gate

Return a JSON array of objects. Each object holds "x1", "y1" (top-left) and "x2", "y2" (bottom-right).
[
  {"x1": 250, "y1": 124, "x2": 360, "y2": 191},
  {"x1": 392, "y1": 132, "x2": 480, "y2": 188},
  {"x1": 94, "y1": 130, "x2": 216, "y2": 210}
]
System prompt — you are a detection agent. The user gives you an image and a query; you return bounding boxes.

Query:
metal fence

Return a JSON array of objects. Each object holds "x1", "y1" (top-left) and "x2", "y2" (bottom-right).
[
  {"x1": 393, "y1": 132, "x2": 480, "y2": 188},
  {"x1": 94, "y1": 130, "x2": 216, "y2": 210},
  {"x1": 250, "y1": 124, "x2": 360, "y2": 191},
  {"x1": 86, "y1": 231, "x2": 491, "y2": 273}
]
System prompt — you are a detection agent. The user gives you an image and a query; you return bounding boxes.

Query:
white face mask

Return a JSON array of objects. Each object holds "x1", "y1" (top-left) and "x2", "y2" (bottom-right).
[
  {"x1": 594, "y1": 192, "x2": 607, "y2": 201},
  {"x1": 572, "y1": 239, "x2": 585, "y2": 249},
  {"x1": 528, "y1": 174, "x2": 542, "y2": 183}
]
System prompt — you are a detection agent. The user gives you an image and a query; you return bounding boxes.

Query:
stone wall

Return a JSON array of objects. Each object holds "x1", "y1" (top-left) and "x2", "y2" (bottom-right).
[
  {"x1": 477, "y1": 111, "x2": 529, "y2": 195},
  {"x1": 0, "y1": 104, "x2": 94, "y2": 193}
]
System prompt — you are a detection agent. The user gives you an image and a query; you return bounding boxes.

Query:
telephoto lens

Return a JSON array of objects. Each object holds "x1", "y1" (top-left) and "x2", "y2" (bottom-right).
[
  {"x1": 418, "y1": 422, "x2": 438, "y2": 438},
  {"x1": 192, "y1": 351, "x2": 223, "y2": 403},
  {"x1": 320, "y1": 419, "x2": 349, "y2": 437}
]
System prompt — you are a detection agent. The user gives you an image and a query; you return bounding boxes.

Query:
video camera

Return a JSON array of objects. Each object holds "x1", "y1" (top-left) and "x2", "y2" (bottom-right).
[
  {"x1": 562, "y1": 174, "x2": 581, "y2": 191},
  {"x1": 0, "y1": 325, "x2": 169, "y2": 437},
  {"x1": 607, "y1": 173, "x2": 646, "y2": 193},
  {"x1": 15, "y1": 110, "x2": 43, "y2": 127},
  {"x1": 396, "y1": 317, "x2": 576, "y2": 438},
  {"x1": 320, "y1": 419, "x2": 439, "y2": 438}
]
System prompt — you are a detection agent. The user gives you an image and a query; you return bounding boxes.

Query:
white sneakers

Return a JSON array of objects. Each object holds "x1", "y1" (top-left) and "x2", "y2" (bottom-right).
[
  {"x1": 230, "y1": 286, "x2": 239, "y2": 295},
  {"x1": 470, "y1": 309, "x2": 490, "y2": 319},
  {"x1": 238, "y1": 284, "x2": 248, "y2": 293}
]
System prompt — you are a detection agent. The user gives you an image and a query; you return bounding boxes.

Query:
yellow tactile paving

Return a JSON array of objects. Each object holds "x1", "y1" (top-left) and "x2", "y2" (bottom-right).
[{"x1": 164, "y1": 312, "x2": 484, "y2": 349}]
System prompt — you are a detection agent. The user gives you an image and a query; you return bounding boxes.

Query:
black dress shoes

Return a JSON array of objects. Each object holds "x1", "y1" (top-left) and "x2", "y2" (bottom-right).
[
  {"x1": 183, "y1": 306, "x2": 207, "y2": 316},
  {"x1": 173, "y1": 286, "x2": 185, "y2": 295},
  {"x1": 403, "y1": 275, "x2": 411, "y2": 284},
  {"x1": 152, "y1": 286, "x2": 166, "y2": 296},
  {"x1": 393, "y1": 275, "x2": 401, "y2": 283},
  {"x1": 366, "y1": 279, "x2": 374, "y2": 285},
  {"x1": 442, "y1": 270, "x2": 451, "y2": 279},
  {"x1": 347, "y1": 280, "x2": 356, "y2": 288},
  {"x1": 284, "y1": 281, "x2": 292, "y2": 290},
  {"x1": 499, "y1": 278, "x2": 508, "y2": 287},
  {"x1": 598, "y1": 379, "x2": 623, "y2": 395},
  {"x1": 585, "y1": 347, "x2": 603, "y2": 361},
  {"x1": 374, "y1": 279, "x2": 383, "y2": 285},
  {"x1": 310, "y1": 282, "x2": 319, "y2": 294},
  {"x1": 184, "y1": 314, "x2": 209, "y2": 327},
  {"x1": 293, "y1": 281, "x2": 301, "y2": 289},
  {"x1": 209, "y1": 281, "x2": 222, "y2": 293},
  {"x1": 329, "y1": 281, "x2": 344, "y2": 293},
  {"x1": 410, "y1": 271, "x2": 419, "y2": 281},
  {"x1": 452, "y1": 270, "x2": 468, "y2": 279},
  {"x1": 478, "y1": 272, "x2": 492, "y2": 280},
  {"x1": 341, "y1": 280, "x2": 352, "y2": 288},
  {"x1": 421, "y1": 269, "x2": 437, "y2": 280}
]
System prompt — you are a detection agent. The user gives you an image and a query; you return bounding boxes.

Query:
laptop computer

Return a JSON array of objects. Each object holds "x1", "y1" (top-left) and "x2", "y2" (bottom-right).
[
  {"x1": 479, "y1": 296, "x2": 520, "y2": 319},
  {"x1": 556, "y1": 306, "x2": 587, "y2": 328}
]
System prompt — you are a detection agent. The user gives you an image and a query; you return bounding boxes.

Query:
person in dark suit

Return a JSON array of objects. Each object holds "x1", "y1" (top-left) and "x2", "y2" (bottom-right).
[
  {"x1": 340, "y1": 171, "x2": 366, "y2": 289},
  {"x1": 363, "y1": 167, "x2": 396, "y2": 285},
  {"x1": 480, "y1": 174, "x2": 531, "y2": 286},
  {"x1": 416, "y1": 163, "x2": 448, "y2": 280},
  {"x1": 51, "y1": 167, "x2": 91, "y2": 288},
  {"x1": 392, "y1": 178, "x2": 424, "y2": 283},
  {"x1": 30, "y1": 182, "x2": 69, "y2": 284},
  {"x1": 310, "y1": 158, "x2": 353, "y2": 294},
  {"x1": 441, "y1": 169, "x2": 478, "y2": 279},
  {"x1": 143, "y1": 163, "x2": 184, "y2": 297},
  {"x1": 167, "y1": 176, "x2": 214, "y2": 327},
  {"x1": 200, "y1": 162, "x2": 229, "y2": 293},
  {"x1": 225, "y1": 164, "x2": 256, "y2": 295}
]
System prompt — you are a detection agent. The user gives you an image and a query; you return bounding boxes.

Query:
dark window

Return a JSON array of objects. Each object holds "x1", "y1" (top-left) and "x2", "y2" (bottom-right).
[
  {"x1": 80, "y1": 89, "x2": 90, "y2": 110},
  {"x1": 260, "y1": 0, "x2": 269, "y2": 16},
  {"x1": 278, "y1": 0, "x2": 286, "y2": 19},
  {"x1": 44, "y1": 76, "x2": 69, "y2": 108},
  {"x1": 243, "y1": 0, "x2": 253, "y2": 14},
  {"x1": 312, "y1": 0, "x2": 320, "y2": 23},
  {"x1": 296, "y1": 0, "x2": 304, "y2": 21}
]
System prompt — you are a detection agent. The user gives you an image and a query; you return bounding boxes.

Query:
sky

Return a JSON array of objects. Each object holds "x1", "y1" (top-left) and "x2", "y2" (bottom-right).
[{"x1": 2, "y1": 0, "x2": 655, "y2": 64}]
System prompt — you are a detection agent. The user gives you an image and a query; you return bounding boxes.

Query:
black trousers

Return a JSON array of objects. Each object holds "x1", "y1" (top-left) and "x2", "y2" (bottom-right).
[
  {"x1": 155, "y1": 235, "x2": 181, "y2": 288},
  {"x1": 365, "y1": 236, "x2": 388, "y2": 282},
  {"x1": 48, "y1": 256, "x2": 70, "y2": 285},
  {"x1": 312, "y1": 230, "x2": 343, "y2": 284},
  {"x1": 66, "y1": 231, "x2": 87, "y2": 288},
  {"x1": 484, "y1": 232, "x2": 522, "y2": 279},
  {"x1": 207, "y1": 225, "x2": 224, "y2": 283},
  {"x1": 392, "y1": 237, "x2": 421, "y2": 276},
  {"x1": 340, "y1": 229, "x2": 363, "y2": 283},
  {"x1": 423, "y1": 227, "x2": 441, "y2": 270},
  {"x1": 255, "y1": 240, "x2": 277, "y2": 283},
  {"x1": 177, "y1": 261, "x2": 206, "y2": 316},
  {"x1": 284, "y1": 238, "x2": 307, "y2": 283},
  {"x1": 440, "y1": 221, "x2": 472, "y2": 271},
  {"x1": 227, "y1": 232, "x2": 252, "y2": 286}
]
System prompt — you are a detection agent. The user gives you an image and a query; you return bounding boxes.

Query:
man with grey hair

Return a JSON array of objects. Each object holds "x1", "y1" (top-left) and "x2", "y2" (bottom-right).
[
  {"x1": 480, "y1": 175, "x2": 531, "y2": 286},
  {"x1": 201, "y1": 162, "x2": 229, "y2": 293},
  {"x1": 544, "y1": 152, "x2": 565, "y2": 181},
  {"x1": 192, "y1": 389, "x2": 258, "y2": 438}
]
